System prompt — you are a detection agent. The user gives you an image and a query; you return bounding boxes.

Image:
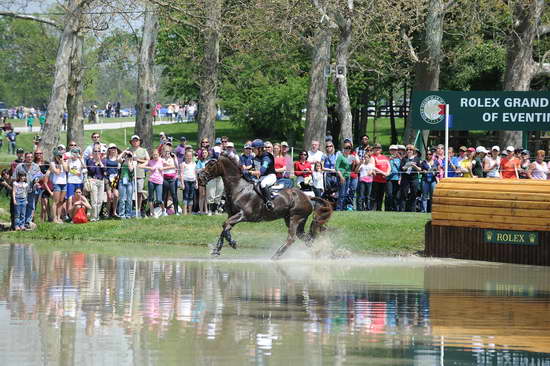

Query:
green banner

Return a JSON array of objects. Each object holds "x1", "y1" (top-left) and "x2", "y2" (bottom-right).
[
  {"x1": 411, "y1": 91, "x2": 550, "y2": 131},
  {"x1": 484, "y1": 229, "x2": 538, "y2": 246}
]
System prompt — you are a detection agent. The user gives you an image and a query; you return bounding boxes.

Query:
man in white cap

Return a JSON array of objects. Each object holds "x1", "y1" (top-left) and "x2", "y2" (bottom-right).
[
  {"x1": 127, "y1": 135, "x2": 150, "y2": 216},
  {"x1": 500, "y1": 145, "x2": 520, "y2": 179}
]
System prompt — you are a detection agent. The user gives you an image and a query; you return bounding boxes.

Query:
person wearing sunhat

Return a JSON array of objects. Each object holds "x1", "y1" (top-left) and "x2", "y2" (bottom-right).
[
  {"x1": 472, "y1": 146, "x2": 488, "y2": 178},
  {"x1": 127, "y1": 135, "x2": 149, "y2": 216},
  {"x1": 500, "y1": 145, "x2": 520, "y2": 179}
]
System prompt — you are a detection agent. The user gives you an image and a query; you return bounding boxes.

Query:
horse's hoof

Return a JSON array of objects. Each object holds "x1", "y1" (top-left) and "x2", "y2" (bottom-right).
[
  {"x1": 229, "y1": 241, "x2": 237, "y2": 249},
  {"x1": 211, "y1": 251, "x2": 221, "y2": 256}
]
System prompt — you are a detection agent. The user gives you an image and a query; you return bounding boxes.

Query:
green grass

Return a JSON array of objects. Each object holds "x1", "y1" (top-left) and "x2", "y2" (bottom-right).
[{"x1": 0, "y1": 211, "x2": 430, "y2": 256}]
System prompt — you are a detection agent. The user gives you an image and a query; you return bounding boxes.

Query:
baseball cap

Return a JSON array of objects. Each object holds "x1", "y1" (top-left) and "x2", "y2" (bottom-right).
[
  {"x1": 506, "y1": 145, "x2": 515, "y2": 152},
  {"x1": 244, "y1": 144, "x2": 252, "y2": 149},
  {"x1": 281, "y1": 141, "x2": 289, "y2": 147},
  {"x1": 57, "y1": 144, "x2": 66, "y2": 150},
  {"x1": 476, "y1": 146, "x2": 488, "y2": 154},
  {"x1": 491, "y1": 146, "x2": 500, "y2": 152},
  {"x1": 521, "y1": 149, "x2": 530, "y2": 155},
  {"x1": 130, "y1": 135, "x2": 140, "y2": 141},
  {"x1": 467, "y1": 147, "x2": 476, "y2": 152},
  {"x1": 373, "y1": 143, "x2": 382, "y2": 149},
  {"x1": 325, "y1": 135, "x2": 333, "y2": 142},
  {"x1": 343, "y1": 138, "x2": 352, "y2": 143},
  {"x1": 108, "y1": 143, "x2": 119, "y2": 150},
  {"x1": 226, "y1": 142, "x2": 234, "y2": 148},
  {"x1": 160, "y1": 131, "x2": 165, "y2": 136},
  {"x1": 16, "y1": 147, "x2": 24, "y2": 154},
  {"x1": 459, "y1": 146, "x2": 467, "y2": 152},
  {"x1": 389, "y1": 145, "x2": 398, "y2": 150},
  {"x1": 398, "y1": 145, "x2": 406, "y2": 150},
  {"x1": 180, "y1": 136, "x2": 187, "y2": 141}
]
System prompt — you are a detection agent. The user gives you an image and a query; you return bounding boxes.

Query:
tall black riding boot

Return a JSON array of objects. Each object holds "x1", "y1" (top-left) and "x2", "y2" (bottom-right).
[{"x1": 261, "y1": 186, "x2": 274, "y2": 211}]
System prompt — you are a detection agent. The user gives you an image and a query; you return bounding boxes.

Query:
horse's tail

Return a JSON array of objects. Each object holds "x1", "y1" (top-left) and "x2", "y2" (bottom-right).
[{"x1": 309, "y1": 197, "x2": 334, "y2": 240}]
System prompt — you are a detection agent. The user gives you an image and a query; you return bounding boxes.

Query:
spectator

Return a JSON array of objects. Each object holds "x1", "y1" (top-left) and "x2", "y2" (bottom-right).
[
  {"x1": 527, "y1": 150, "x2": 548, "y2": 180},
  {"x1": 397, "y1": 145, "x2": 406, "y2": 158},
  {"x1": 10, "y1": 148, "x2": 25, "y2": 174},
  {"x1": 343, "y1": 139, "x2": 360, "y2": 210},
  {"x1": 33, "y1": 150, "x2": 51, "y2": 222},
  {"x1": 456, "y1": 146, "x2": 467, "y2": 162},
  {"x1": 459, "y1": 148, "x2": 475, "y2": 178},
  {"x1": 12, "y1": 172, "x2": 28, "y2": 231},
  {"x1": 420, "y1": 149, "x2": 440, "y2": 213},
  {"x1": 117, "y1": 150, "x2": 135, "y2": 219},
  {"x1": 162, "y1": 145, "x2": 179, "y2": 216},
  {"x1": 444, "y1": 147, "x2": 460, "y2": 177},
  {"x1": 0, "y1": 127, "x2": 4, "y2": 152},
  {"x1": 307, "y1": 140, "x2": 324, "y2": 164},
  {"x1": 85, "y1": 147, "x2": 106, "y2": 221},
  {"x1": 399, "y1": 145, "x2": 422, "y2": 212},
  {"x1": 280, "y1": 141, "x2": 293, "y2": 178},
  {"x1": 199, "y1": 138, "x2": 210, "y2": 154},
  {"x1": 322, "y1": 140, "x2": 339, "y2": 196},
  {"x1": 0, "y1": 169, "x2": 13, "y2": 228},
  {"x1": 12, "y1": 152, "x2": 42, "y2": 228},
  {"x1": 371, "y1": 143, "x2": 391, "y2": 211},
  {"x1": 335, "y1": 144, "x2": 357, "y2": 211},
  {"x1": 500, "y1": 146, "x2": 520, "y2": 179},
  {"x1": 484, "y1": 146, "x2": 501, "y2": 178},
  {"x1": 294, "y1": 151, "x2": 313, "y2": 189},
  {"x1": 273, "y1": 143, "x2": 292, "y2": 188},
  {"x1": 69, "y1": 188, "x2": 91, "y2": 223},
  {"x1": 66, "y1": 148, "x2": 85, "y2": 217},
  {"x1": 387, "y1": 145, "x2": 401, "y2": 211},
  {"x1": 356, "y1": 147, "x2": 374, "y2": 211},
  {"x1": 240, "y1": 143, "x2": 254, "y2": 179},
  {"x1": 27, "y1": 113, "x2": 34, "y2": 132},
  {"x1": 140, "y1": 149, "x2": 165, "y2": 218},
  {"x1": 311, "y1": 162, "x2": 324, "y2": 197},
  {"x1": 105, "y1": 144, "x2": 121, "y2": 218},
  {"x1": 519, "y1": 150, "x2": 531, "y2": 179},
  {"x1": 225, "y1": 142, "x2": 240, "y2": 165},
  {"x1": 175, "y1": 136, "x2": 187, "y2": 164},
  {"x1": 195, "y1": 149, "x2": 209, "y2": 214},
  {"x1": 128, "y1": 135, "x2": 150, "y2": 217},
  {"x1": 472, "y1": 146, "x2": 488, "y2": 178},
  {"x1": 355, "y1": 135, "x2": 370, "y2": 159},
  {"x1": 83, "y1": 132, "x2": 104, "y2": 160},
  {"x1": 39, "y1": 113, "x2": 45, "y2": 131},
  {"x1": 49, "y1": 149, "x2": 68, "y2": 224},
  {"x1": 6, "y1": 129, "x2": 17, "y2": 154},
  {"x1": 180, "y1": 150, "x2": 197, "y2": 215}
]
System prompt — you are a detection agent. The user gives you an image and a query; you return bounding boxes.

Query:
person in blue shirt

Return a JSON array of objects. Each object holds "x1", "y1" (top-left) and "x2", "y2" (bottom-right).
[
  {"x1": 387, "y1": 145, "x2": 402, "y2": 211},
  {"x1": 442, "y1": 146, "x2": 460, "y2": 177},
  {"x1": 240, "y1": 144, "x2": 254, "y2": 180},
  {"x1": 250, "y1": 139, "x2": 276, "y2": 210}
]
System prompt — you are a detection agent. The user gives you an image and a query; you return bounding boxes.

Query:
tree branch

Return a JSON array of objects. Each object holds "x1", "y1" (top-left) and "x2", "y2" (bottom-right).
[
  {"x1": 0, "y1": 11, "x2": 61, "y2": 29},
  {"x1": 400, "y1": 28, "x2": 419, "y2": 63}
]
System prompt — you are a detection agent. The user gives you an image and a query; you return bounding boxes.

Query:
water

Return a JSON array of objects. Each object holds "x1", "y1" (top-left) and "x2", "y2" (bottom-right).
[{"x1": 1, "y1": 243, "x2": 550, "y2": 365}]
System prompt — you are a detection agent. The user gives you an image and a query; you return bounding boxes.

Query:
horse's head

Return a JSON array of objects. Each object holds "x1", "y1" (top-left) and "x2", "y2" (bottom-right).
[{"x1": 197, "y1": 159, "x2": 222, "y2": 186}]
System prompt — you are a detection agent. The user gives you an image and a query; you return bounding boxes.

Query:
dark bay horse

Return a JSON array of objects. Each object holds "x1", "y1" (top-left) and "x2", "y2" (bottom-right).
[{"x1": 198, "y1": 156, "x2": 333, "y2": 259}]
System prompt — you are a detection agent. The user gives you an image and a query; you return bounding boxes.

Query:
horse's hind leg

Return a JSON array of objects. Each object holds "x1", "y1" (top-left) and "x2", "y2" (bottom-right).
[
  {"x1": 296, "y1": 214, "x2": 313, "y2": 247},
  {"x1": 272, "y1": 215, "x2": 304, "y2": 260}
]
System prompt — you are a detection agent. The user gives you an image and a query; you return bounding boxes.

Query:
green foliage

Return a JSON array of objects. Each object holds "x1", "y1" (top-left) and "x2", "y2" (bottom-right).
[
  {"x1": 0, "y1": 18, "x2": 57, "y2": 107},
  {"x1": 220, "y1": 54, "x2": 308, "y2": 139}
]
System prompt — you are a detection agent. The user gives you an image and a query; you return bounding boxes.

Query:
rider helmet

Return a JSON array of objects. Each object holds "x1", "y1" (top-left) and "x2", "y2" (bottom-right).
[{"x1": 251, "y1": 139, "x2": 264, "y2": 148}]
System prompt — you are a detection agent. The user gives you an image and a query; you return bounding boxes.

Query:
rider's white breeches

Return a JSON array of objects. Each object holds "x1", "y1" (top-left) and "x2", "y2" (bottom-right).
[{"x1": 260, "y1": 174, "x2": 276, "y2": 188}]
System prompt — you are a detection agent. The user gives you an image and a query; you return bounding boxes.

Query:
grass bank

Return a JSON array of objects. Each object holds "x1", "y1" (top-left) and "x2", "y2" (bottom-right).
[{"x1": 0, "y1": 211, "x2": 430, "y2": 257}]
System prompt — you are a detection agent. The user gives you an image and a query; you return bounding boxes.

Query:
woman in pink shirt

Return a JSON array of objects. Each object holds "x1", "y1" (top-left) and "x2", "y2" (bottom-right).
[{"x1": 139, "y1": 149, "x2": 167, "y2": 217}]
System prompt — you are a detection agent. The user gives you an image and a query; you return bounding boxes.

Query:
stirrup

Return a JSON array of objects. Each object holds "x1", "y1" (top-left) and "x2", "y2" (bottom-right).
[{"x1": 265, "y1": 200, "x2": 274, "y2": 211}]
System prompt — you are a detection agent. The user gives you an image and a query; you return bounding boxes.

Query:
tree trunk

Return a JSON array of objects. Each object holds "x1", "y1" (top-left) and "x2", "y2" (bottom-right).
[
  {"x1": 498, "y1": 0, "x2": 545, "y2": 148},
  {"x1": 304, "y1": 26, "x2": 332, "y2": 149},
  {"x1": 357, "y1": 87, "x2": 369, "y2": 141},
  {"x1": 335, "y1": 13, "x2": 353, "y2": 148},
  {"x1": 197, "y1": 0, "x2": 222, "y2": 145},
  {"x1": 135, "y1": 4, "x2": 159, "y2": 150},
  {"x1": 403, "y1": 0, "x2": 445, "y2": 145},
  {"x1": 66, "y1": 34, "x2": 85, "y2": 148},
  {"x1": 389, "y1": 84, "x2": 398, "y2": 144},
  {"x1": 40, "y1": 0, "x2": 88, "y2": 159}
]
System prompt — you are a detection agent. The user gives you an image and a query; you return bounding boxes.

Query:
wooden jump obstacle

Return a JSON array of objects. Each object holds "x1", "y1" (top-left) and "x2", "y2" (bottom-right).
[{"x1": 425, "y1": 178, "x2": 550, "y2": 266}]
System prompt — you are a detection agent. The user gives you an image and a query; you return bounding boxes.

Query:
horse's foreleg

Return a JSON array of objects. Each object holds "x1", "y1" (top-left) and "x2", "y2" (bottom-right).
[{"x1": 223, "y1": 211, "x2": 245, "y2": 250}]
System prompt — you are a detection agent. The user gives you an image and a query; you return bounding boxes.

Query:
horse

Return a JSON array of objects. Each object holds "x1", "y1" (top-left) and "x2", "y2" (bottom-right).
[{"x1": 197, "y1": 155, "x2": 333, "y2": 259}]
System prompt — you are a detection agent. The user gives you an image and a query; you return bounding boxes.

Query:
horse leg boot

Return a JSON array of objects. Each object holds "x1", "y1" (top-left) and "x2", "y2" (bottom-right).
[
  {"x1": 222, "y1": 211, "x2": 244, "y2": 249},
  {"x1": 211, "y1": 233, "x2": 225, "y2": 256}
]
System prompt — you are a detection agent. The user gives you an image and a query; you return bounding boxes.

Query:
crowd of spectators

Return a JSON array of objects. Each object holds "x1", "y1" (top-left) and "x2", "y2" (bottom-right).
[{"x1": 1, "y1": 131, "x2": 549, "y2": 230}]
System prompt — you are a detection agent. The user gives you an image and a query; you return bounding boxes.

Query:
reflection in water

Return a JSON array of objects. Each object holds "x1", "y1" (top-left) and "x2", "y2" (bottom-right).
[{"x1": 0, "y1": 244, "x2": 549, "y2": 365}]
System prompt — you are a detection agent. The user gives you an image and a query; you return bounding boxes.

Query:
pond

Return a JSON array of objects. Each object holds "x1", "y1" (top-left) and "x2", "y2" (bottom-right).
[{"x1": 0, "y1": 243, "x2": 549, "y2": 365}]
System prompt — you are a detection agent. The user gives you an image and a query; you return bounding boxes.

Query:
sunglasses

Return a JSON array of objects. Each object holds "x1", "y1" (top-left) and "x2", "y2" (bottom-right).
[
  {"x1": 299, "y1": 153, "x2": 307, "y2": 156},
  {"x1": 94, "y1": 150, "x2": 101, "y2": 153},
  {"x1": 326, "y1": 145, "x2": 334, "y2": 148},
  {"x1": 92, "y1": 136, "x2": 100, "y2": 139},
  {"x1": 407, "y1": 148, "x2": 414, "y2": 151},
  {"x1": 69, "y1": 144, "x2": 76, "y2": 146},
  {"x1": 221, "y1": 140, "x2": 228, "y2": 143}
]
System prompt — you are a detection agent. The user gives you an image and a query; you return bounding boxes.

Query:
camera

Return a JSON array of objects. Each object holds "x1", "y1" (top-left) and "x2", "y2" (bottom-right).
[{"x1": 125, "y1": 151, "x2": 133, "y2": 158}]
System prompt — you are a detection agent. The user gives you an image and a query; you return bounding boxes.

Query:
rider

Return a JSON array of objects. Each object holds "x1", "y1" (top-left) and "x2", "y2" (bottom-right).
[{"x1": 251, "y1": 139, "x2": 276, "y2": 210}]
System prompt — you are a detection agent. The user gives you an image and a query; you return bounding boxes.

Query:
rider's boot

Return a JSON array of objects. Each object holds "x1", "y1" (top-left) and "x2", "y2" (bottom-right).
[{"x1": 261, "y1": 185, "x2": 274, "y2": 211}]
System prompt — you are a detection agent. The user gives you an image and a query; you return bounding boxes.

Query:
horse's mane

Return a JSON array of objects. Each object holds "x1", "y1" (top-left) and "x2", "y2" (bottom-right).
[{"x1": 217, "y1": 154, "x2": 245, "y2": 179}]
